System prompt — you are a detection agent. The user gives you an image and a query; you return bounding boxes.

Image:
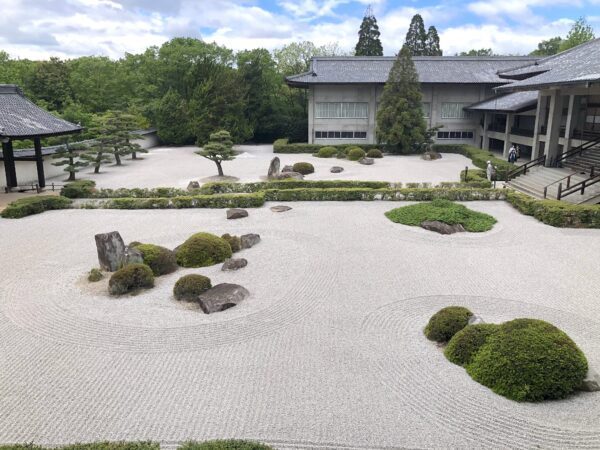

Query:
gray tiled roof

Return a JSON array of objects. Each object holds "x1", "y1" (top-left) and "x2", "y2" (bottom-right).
[
  {"x1": 0, "y1": 84, "x2": 82, "y2": 139},
  {"x1": 286, "y1": 56, "x2": 538, "y2": 85},
  {"x1": 465, "y1": 91, "x2": 538, "y2": 112},
  {"x1": 497, "y1": 38, "x2": 600, "y2": 92}
]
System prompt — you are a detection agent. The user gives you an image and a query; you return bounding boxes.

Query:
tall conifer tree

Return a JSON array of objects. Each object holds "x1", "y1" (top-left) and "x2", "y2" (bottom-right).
[
  {"x1": 404, "y1": 14, "x2": 427, "y2": 56},
  {"x1": 355, "y1": 7, "x2": 384, "y2": 56},
  {"x1": 376, "y1": 45, "x2": 428, "y2": 153},
  {"x1": 425, "y1": 26, "x2": 442, "y2": 56}
]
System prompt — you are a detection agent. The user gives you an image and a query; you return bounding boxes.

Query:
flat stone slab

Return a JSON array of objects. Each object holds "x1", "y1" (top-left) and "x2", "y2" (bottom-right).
[
  {"x1": 420, "y1": 220, "x2": 465, "y2": 235},
  {"x1": 330, "y1": 166, "x2": 344, "y2": 173},
  {"x1": 221, "y1": 258, "x2": 248, "y2": 271},
  {"x1": 359, "y1": 157, "x2": 374, "y2": 165},
  {"x1": 227, "y1": 208, "x2": 248, "y2": 219},
  {"x1": 271, "y1": 205, "x2": 292, "y2": 213},
  {"x1": 240, "y1": 233, "x2": 260, "y2": 249},
  {"x1": 196, "y1": 283, "x2": 249, "y2": 314},
  {"x1": 274, "y1": 172, "x2": 304, "y2": 180}
]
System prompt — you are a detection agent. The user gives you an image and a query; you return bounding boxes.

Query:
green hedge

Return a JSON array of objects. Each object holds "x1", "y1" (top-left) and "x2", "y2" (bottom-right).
[
  {"x1": 1, "y1": 195, "x2": 73, "y2": 219},
  {"x1": 273, "y1": 138, "x2": 379, "y2": 154},
  {"x1": 506, "y1": 191, "x2": 600, "y2": 228},
  {"x1": 81, "y1": 193, "x2": 265, "y2": 210},
  {"x1": 433, "y1": 144, "x2": 514, "y2": 178},
  {"x1": 179, "y1": 441, "x2": 273, "y2": 450},
  {"x1": 199, "y1": 180, "x2": 393, "y2": 194},
  {"x1": 60, "y1": 180, "x2": 97, "y2": 198}
]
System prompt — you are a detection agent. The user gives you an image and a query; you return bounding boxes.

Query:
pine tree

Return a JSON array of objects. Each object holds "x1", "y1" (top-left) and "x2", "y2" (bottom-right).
[
  {"x1": 404, "y1": 14, "x2": 427, "y2": 56},
  {"x1": 354, "y1": 7, "x2": 384, "y2": 56},
  {"x1": 80, "y1": 120, "x2": 114, "y2": 174},
  {"x1": 51, "y1": 138, "x2": 89, "y2": 181},
  {"x1": 376, "y1": 45, "x2": 428, "y2": 153},
  {"x1": 425, "y1": 26, "x2": 442, "y2": 56},
  {"x1": 196, "y1": 130, "x2": 236, "y2": 177},
  {"x1": 103, "y1": 111, "x2": 147, "y2": 162}
]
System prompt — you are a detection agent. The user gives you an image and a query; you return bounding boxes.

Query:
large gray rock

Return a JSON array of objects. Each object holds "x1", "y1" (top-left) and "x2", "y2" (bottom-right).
[
  {"x1": 197, "y1": 283, "x2": 249, "y2": 314},
  {"x1": 421, "y1": 151, "x2": 442, "y2": 161},
  {"x1": 267, "y1": 157, "x2": 281, "y2": 179},
  {"x1": 271, "y1": 205, "x2": 292, "y2": 213},
  {"x1": 281, "y1": 165, "x2": 294, "y2": 173},
  {"x1": 222, "y1": 258, "x2": 248, "y2": 271},
  {"x1": 95, "y1": 231, "x2": 126, "y2": 272},
  {"x1": 124, "y1": 246, "x2": 144, "y2": 266},
  {"x1": 241, "y1": 233, "x2": 261, "y2": 249},
  {"x1": 187, "y1": 181, "x2": 200, "y2": 191},
  {"x1": 579, "y1": 368, "x2": 600, "y2": 392},
  {"x1": 330, "y1": 166, "x2": 344, "y2": 173},
  {"x1": 227, "y1": 208, "x2": 248, "y2": 220},
  {"x1": 359, "y1": 157, "x2": 374, "y2": 165},
  {"x1": 420, "y1": 221, "x2": 465, "y2": 235},
  {"x1": 274, "y1": 172, "x2": 304, "y2": 180}
]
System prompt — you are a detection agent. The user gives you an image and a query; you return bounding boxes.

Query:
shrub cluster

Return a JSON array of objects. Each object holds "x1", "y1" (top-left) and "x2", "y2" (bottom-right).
[
  {"x1": 221, "y1": 233, "x2": 241, "y2": 252},
  {"x1": 176, "y1": 232, "x2": 232, "y2": 267},
  {"x1": 108, "y1": 263, "x2": 154, "y2": 295},
  {"x1": 173, "y1": 274, "x2": 212, "y2": 301},
  {"x1": 199, "y1": 180, "x2": 391, "y2": 194},
  {"x1": 179, "y1": 441, "x2": 274, "y2": 450},
  {"x1": 432, "y1": 144, "x2": 514, "y2": 177},
  {"x1": 424, "y1": 306, "x2": 473, "y2": 342},
  {"x1": 385, "y1": 199, "x2": 497, "y2": 232},
  {"x1": 347, "y1": 147, "x2": 366, "y2": 161},
  {"x1": 316, "y1": 146, "x2": 337, "y2": 158},
  {"x1": 292, "y1": 162, "x2": 315, "y2": 175},
  {"x1": 465, "y1": 319, "x2": 588, "y2": 402},
  {"x1": 132, "y1": 243, "x2": 178, "y2": 276},
  {"x1": 273, "y1": 138, "x2": 379, "y2": 154},
  {"x1": 88, "y1": 268, "x2": 103, "y2": 282},
  {"x1": 60, "y1": 180, "x2": 96, "y2": 198},
  {"x1": 82, "y1": 193, "x2": 265, "y2": 210},
  {"x1": 1, "y1": 195, "x2": 72, "y2": 219},
  {"x1": 366, "y1": 149, "x2": 383, "y2": 158},
  {"x1": 444, "y1": 323, "x2": 499, "y2": 366},
  {"x1": 0, "y1": 441, "x2": 272, "y2": 450}
]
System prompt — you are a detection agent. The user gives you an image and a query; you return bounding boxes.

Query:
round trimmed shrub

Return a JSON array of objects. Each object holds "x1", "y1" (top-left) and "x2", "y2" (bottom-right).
[
  {"x1": 173, "y1": 274, "x2": 212, "y2": 301},
  {"x1": 176, "y1": 232, "x2": 232, "y2": 268},
  {"x1": 221, "y1": 233, "x2": 241, "y2": 253},
  {"x1": 132, "y1": 243, "x2": 178, "y2": 276},
  {"x1": 445, "y1": 323, "x2": 499, "y2": 366},
  {"x1": 424, "y1": 306, "x2": 473, "y2": 343},
  {"x1": 292, "y1": 162, "x2": 314, "y2": 175},
  {"x1": 88, "y1": 268, "x2": 103, "y2": 282},
  {"x1": 108, "y1": 263, "x2": 154, "y2": 295},
  {"x1": 466, "y1": 319, "x2": 588, "y2": 402},
  {"x1": 179, "y1": 440, "x2": 274, "y2": 450},
  {"x1": 366, "y1": 148, "x2": 383, "y2": 158},
  {"x1": 347, "y1": 147, "x2": 366, "y2": 161},
  {"x1": 317, "y1": 146, "x2": 337, "y2": 158}
]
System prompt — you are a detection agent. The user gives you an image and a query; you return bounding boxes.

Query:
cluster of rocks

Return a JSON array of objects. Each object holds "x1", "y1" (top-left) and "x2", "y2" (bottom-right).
[
  {"x1": 267, "y1": 157, "x2": 303, "y2": 180},
  {"x1": 420, "y1": 221, "x2": 465, "y2": 235},
  {"x1": 95, "y1": 231, "x2": 144, "y2": 271},
  {"x1": 421, "y1": 151, "x2": 442, "y2": 161}
]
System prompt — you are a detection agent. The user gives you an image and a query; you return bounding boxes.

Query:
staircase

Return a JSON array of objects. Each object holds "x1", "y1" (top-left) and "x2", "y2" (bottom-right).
[{"x1": 562, "y1": 147, "x2": 600, "y2": 173}]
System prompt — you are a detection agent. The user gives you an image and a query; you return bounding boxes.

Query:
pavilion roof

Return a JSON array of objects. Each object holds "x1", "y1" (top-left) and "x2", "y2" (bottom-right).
[
  {"x1": 0, "y1": 85, "x2": 82, "y2": 139},
  {"x1": 465, "y1": 91, "x2": 539, "y2": 113}
]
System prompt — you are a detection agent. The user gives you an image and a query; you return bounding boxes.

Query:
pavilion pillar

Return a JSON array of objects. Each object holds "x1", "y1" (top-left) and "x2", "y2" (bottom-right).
[
  {"x1": 503, "y1": 113, "x2": 514, "y2": 159},
  {"x1": 34, "y1": 137, "x2": 45, "y2": 188},
  {"x1": 562, "y1": 95, "x2": 577, "y2": 155},
  {"x1": 545, "y1": 90, "x2": 564, "y2": 167},
  {"x1": 2, "y1": 140, "x2": 18, "y2": 189},
  {"x1": 531, "y1": 92, "x2": 545, "y2": 160},
  {"x1": 482, "y1": 112, "x2": 490, "y2": 150}
]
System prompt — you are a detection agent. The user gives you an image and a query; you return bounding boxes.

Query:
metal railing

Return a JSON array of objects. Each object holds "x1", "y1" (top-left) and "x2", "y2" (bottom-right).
[
  {"x1": 543, "y1": 171, "x2": 578, "y2": 198},
  {"x1": 4, "y1": 181, "x2": 64, "y2": 194},
  {"x1": 557, "y1": 172, "x2": 600, "y2": 200},
  {"x1": 505, "y1": 154, "x2": 546, "y2": 181},
  {"x1": 553, "y1": 134, "x2": 600, "y2": 167}
]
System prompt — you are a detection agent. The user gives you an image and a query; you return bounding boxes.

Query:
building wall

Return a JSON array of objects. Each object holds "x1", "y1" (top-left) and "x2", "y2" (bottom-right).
[{"x1": 309, "y1": 83, "x2": 491, "y2": 146}]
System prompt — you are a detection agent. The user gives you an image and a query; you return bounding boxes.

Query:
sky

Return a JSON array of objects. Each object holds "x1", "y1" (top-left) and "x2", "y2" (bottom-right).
[{"x1": 0, "y1": 0, "x2": 599, "y2": 60}]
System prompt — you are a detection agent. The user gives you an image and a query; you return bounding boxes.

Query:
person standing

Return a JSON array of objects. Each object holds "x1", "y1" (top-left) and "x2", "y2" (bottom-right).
[{"x1": 508, "y1": 144, "x2": 516, "y2": 163}]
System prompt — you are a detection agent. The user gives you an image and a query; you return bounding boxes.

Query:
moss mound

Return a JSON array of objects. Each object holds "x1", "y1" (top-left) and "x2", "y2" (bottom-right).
[
  {"x1": 221, "y1": 233, "x2": 241, "y2": 253},
  {"x1": 445, "y1": 323, "x2": 499, "y2": 366},
  {"x1": 179, "y1": 441, "x2": 273, "y2": 450},
  {"x1": 466, "y1": 319, "x2": 588, "y2": 402},
  {"x1": 293, "y1": 162, "x2": 315, "y2": 175},
  {"x1": 385, "y1": 199, "x2": 497, "y2": 232},
  {"x1": 132, "y1": 243, "x2": 178, "y2": 276},
  {"x1": 108, "y1": 263, "x2": 154, "y2": 295},
  {"x1": 173, "y1": 274, "x2": 212, "y2": 301},
  {"x1": 366, "y1": 148, "x2": 383, "y2": 158},
  {"x1": 424, "y1": 306, "x2": 473, "y2": 343},
  {"x1": 176, "y1": 232, "x2": 232, "y2": 267},
  {"x1": 347, "y1": 147, "x2": 366, "y2": 161},
  {"x1": 317, "y1": 146, "x2": 337, "y2": 158},
  {"x1": 88, "y1": 268, "x2": 103, "y2": 282}
]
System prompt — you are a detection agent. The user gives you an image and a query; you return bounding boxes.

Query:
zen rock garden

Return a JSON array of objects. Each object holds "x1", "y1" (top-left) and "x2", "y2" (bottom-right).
[{"x1": 92, "y1": 228, "x2": 260, "y2": 314}]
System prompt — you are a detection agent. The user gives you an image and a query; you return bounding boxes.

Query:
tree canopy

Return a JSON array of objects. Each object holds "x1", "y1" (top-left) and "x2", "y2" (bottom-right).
[
  {"x1": 530, "y1": 17, "x2": 595, "y2": 56},
  {"x1": 404, "y1": 15, "x2": 443, "y2": 56},
  {"x1": 355, "y1": 9, "x2": 384, "y2": 56}
]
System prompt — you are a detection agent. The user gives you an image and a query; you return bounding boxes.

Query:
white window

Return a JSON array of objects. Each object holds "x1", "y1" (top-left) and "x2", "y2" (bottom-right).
[
  {"x1": 315, "y1": 130, "x2": 367, "y2": 139},
  {"x1": 437, "y1": 130, "x2": 474, "y2": 140},
  {"x1": 441, "y1": 103, "x2": 472, "y2": 119},
  {"x1": 422, "y1": 102, "x2": 431, "y2": 118},
  {"x1": 315, "y1": 102, "x2": 368, "y2": 118}
]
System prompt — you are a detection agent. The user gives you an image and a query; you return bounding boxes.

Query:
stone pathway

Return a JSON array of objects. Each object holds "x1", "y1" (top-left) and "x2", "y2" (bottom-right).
[{"x1": 0, "y1": 201, "x2": 599, "y2": 448}]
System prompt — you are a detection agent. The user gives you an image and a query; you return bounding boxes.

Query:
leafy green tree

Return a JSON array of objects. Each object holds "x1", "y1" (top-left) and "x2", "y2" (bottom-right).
[
  {"x1": 425, "y1": 26, "x2": 442, "y2": 56},
  {"x1": 355, "y1": 9, "x2": 384, "y2": 56},
  {"x1": 196, "y1": 130, "x2": 236, "y2": 177},
  {"x1": 51, "y1": 139, "x2": 89, "y2": 181},
  {"x1": 154, "y1": 89, "x2": 193, "y2": 145},
  {"x1": 559, "y1": 17, "x2": 595, "y2": 52},
  {"x1": 458, "y1": 48, "x2": 494, "y2": 56},
  {"x1": 404, "y1": 14, "x2": 427, "y2": 56},
  {"x1": 530, "y1": 37, "x2": 563, "y2": 56},
  {"x1": 28, "y1": 57, "x2": 72, "y2": 111},
  {"x1": 376, "y1": 45, "x2": 428, "y2": 153}
]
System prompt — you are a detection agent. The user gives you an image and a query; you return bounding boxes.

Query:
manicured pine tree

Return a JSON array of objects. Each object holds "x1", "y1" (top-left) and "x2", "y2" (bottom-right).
[
  {"x1": 376, "y1": 45, "x2": 428, "y2": 153},
  {"x1": 51, "y1": 138, "x2": 89, "y2": 181},
  {"x1": 80, "y1": 120, "x2": 114, "y2": 173},
  {"x1": 354, "y1": 7, "x2": 384, "y2": 56},
  {"x1": 196, "y1": 130, "x2": 236, "y2": 177},
  {"x1": 404, "y1": 14, "x2": 427, "y2": 56},
  {"x1": 425, "y1": 26, "x2": 442, "y2": 56},
  {"x1": 104, "y1": 110, "x2": 147, "y2": 161}
]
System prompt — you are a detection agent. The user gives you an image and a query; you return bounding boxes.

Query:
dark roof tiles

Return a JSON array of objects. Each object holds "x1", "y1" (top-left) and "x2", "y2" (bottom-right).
[{"x1": 465, "y1": 91, "x2": 539, "y2": 112}]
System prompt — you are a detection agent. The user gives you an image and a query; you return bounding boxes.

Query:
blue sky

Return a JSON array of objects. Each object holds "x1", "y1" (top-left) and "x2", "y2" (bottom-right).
[{"x1": 0, "y1": 0, "x2": 598, "y2": 59}]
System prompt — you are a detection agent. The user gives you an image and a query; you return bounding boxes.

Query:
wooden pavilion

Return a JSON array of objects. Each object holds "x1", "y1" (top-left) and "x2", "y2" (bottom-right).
[{"x1": 0, "y1": 84, "x2": 82, "y2": 190}]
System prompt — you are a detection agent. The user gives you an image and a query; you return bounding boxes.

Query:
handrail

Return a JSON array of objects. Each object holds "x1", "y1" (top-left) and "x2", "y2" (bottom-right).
[
  {"x1": 554, "y1": 134, "x2": 600, "y2": 166},
  {"x1": 542, "y1": 171, "x2": 578, "y2": 198},
  {"x1": 506, "y1": 154, "x2": 546, "y2": 181},
  {"x1": 557, "y1": 172, "x2": 600, "y2": 200}
]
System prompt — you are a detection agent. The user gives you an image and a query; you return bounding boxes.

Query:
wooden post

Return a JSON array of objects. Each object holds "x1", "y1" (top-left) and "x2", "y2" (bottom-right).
[
  {"x1": 2, "y1": 139, "x2": 18, "y2": 189},
  {"x1": 34, "y1": 137, "x2": 45, "y2": 188}
]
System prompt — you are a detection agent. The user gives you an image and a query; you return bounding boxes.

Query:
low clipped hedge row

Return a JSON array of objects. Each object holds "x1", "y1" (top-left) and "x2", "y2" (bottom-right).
[
  {"x1": 81, "y1": 193, "x2": 266, "y2": 210},
  {"x1": 273, "y1": 138, "x2": 379, "y2": 154},
  {"x1": 199, "y1": 180, "x2": 393, "y2": 194},
  {"x1": 0, "y1": 195, "x2": 72, "y2": 218},
  {"x1": 432, "y1": 144, "x2": 514, "y2": 177},
  {"x1": 0, "y1": 440, "x2": 273, "y2": 450}
]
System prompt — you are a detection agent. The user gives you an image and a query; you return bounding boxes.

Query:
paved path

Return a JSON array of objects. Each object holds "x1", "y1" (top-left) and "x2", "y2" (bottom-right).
[
  {"x1": 49, "y1": 145, "x2": 476, "y2": 189},
  {"x1": 0, "y1": 201, "x2": 599, "y2": 448}
]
